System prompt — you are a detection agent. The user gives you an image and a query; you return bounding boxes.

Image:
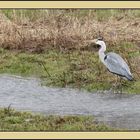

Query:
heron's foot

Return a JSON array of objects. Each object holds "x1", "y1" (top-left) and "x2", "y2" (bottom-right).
[
  {"x1": 111, "y1": 83, "x2": 123, "y2": 94},
  {"x1": 111, "y1": 89, "x2": 123, "y2": 94}
]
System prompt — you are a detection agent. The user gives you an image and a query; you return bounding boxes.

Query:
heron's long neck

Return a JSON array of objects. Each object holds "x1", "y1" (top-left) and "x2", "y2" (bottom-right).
[{"x1": 98, "y1": 43, "x2": 106, "y2": 64}]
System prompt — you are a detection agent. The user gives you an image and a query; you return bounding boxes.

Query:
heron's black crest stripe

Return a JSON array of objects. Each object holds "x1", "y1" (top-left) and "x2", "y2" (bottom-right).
[{"x1": 104, "y1": 55, "x2": 107, "y2": 60}]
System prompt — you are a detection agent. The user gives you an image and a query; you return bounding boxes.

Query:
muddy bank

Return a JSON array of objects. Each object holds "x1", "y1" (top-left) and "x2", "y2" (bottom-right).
[{"x1": 0, "y1": 74, "x2": 140, "y2": 130}]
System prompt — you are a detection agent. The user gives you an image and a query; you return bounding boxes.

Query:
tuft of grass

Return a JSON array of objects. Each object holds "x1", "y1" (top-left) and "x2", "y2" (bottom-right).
[{"x1": 0, "y1": 108, "x2": 115, "y2": 131}]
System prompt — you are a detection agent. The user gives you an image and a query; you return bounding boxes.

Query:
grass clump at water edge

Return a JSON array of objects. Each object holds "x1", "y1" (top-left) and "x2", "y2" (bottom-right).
[{"x1": 0, "y1": 107, "x2": 115, "y2": 131}]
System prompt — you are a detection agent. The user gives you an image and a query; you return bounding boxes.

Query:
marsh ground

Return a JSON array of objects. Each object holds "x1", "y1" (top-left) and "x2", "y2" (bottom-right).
[{"x1": 0, "y1": 9, "x2": 139, "y2": 131}]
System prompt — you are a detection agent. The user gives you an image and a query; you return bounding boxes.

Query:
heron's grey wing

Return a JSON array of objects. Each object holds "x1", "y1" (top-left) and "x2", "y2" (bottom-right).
[{"x1": 104, "y1": 52, "x2": 132, "y2": 77}]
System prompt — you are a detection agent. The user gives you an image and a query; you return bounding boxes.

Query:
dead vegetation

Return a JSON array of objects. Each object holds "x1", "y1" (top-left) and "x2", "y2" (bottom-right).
[{"x1": 0, "y1": 9, "x2": 139, "y2": 53}]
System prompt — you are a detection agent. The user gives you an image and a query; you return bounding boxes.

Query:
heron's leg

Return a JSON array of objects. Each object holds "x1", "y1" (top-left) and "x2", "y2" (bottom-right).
[
  {"x1": 113, "y1": 76, "x2": 123, "y2": 94},
  {"x1": 111, "y1": 75, "x2": 119, "y2": 94},
  {"x1": 119, "y1": 77, "x2": 123, "y2": 94}
]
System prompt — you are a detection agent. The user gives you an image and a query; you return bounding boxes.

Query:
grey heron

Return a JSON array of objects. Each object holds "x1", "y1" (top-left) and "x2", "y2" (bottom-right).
[{"x1": 93, "y1": 38, "x2": 133, "y2": 81}]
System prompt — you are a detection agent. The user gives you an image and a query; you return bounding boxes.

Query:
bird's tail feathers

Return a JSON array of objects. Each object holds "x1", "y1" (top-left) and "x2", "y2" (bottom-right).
[{"x1": 126, "y1": 74, "x2": 134, "y2": 81}]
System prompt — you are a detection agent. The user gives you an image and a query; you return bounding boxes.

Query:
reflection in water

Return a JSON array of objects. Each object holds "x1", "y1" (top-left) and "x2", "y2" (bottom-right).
[{"x1": 0, "y1": 74, "x2": 140, "y2": 130}]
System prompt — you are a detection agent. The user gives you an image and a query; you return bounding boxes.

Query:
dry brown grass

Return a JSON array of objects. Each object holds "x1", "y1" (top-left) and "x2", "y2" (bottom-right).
[{"x1": 0, "y1": 10, "x2": 139, "y2": 52}]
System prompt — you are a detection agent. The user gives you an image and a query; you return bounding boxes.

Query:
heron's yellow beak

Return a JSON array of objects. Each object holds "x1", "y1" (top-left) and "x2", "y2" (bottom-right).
[{"x1": 91, "y1": 39, "x2": 98, "y2": 44}]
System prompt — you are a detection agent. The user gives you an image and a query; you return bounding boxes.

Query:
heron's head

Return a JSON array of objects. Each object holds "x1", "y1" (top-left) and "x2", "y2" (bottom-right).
[
  {"x1": 94, "y1": 37, "x2": 104, "y2": 46},
  {"x1": 91, "y1": 37, "x2": 106, "y2": 51}
]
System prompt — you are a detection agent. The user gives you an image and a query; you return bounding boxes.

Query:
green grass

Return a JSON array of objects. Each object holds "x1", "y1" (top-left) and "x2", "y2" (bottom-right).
[
  {"x1": 1, "y1": 9, "x2": 47, "y2": 22},
  {"x1": 0, "y1": 49, "x2": 118, "y2": 90},
  {"x1": 2, "y1": 9, "x2": 140, "y2": 22},
  {"x1": 0, "y1": 41, "x2": 139, "y2": 94},
  {"x1": 0, "y1": 108, "x2": 114, "y2": 131}
]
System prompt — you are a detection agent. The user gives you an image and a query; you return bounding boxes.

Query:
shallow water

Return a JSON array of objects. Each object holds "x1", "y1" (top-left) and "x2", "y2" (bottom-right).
[{"x1": 0, "y1": 74, "x2": 140, "y2": 130}]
